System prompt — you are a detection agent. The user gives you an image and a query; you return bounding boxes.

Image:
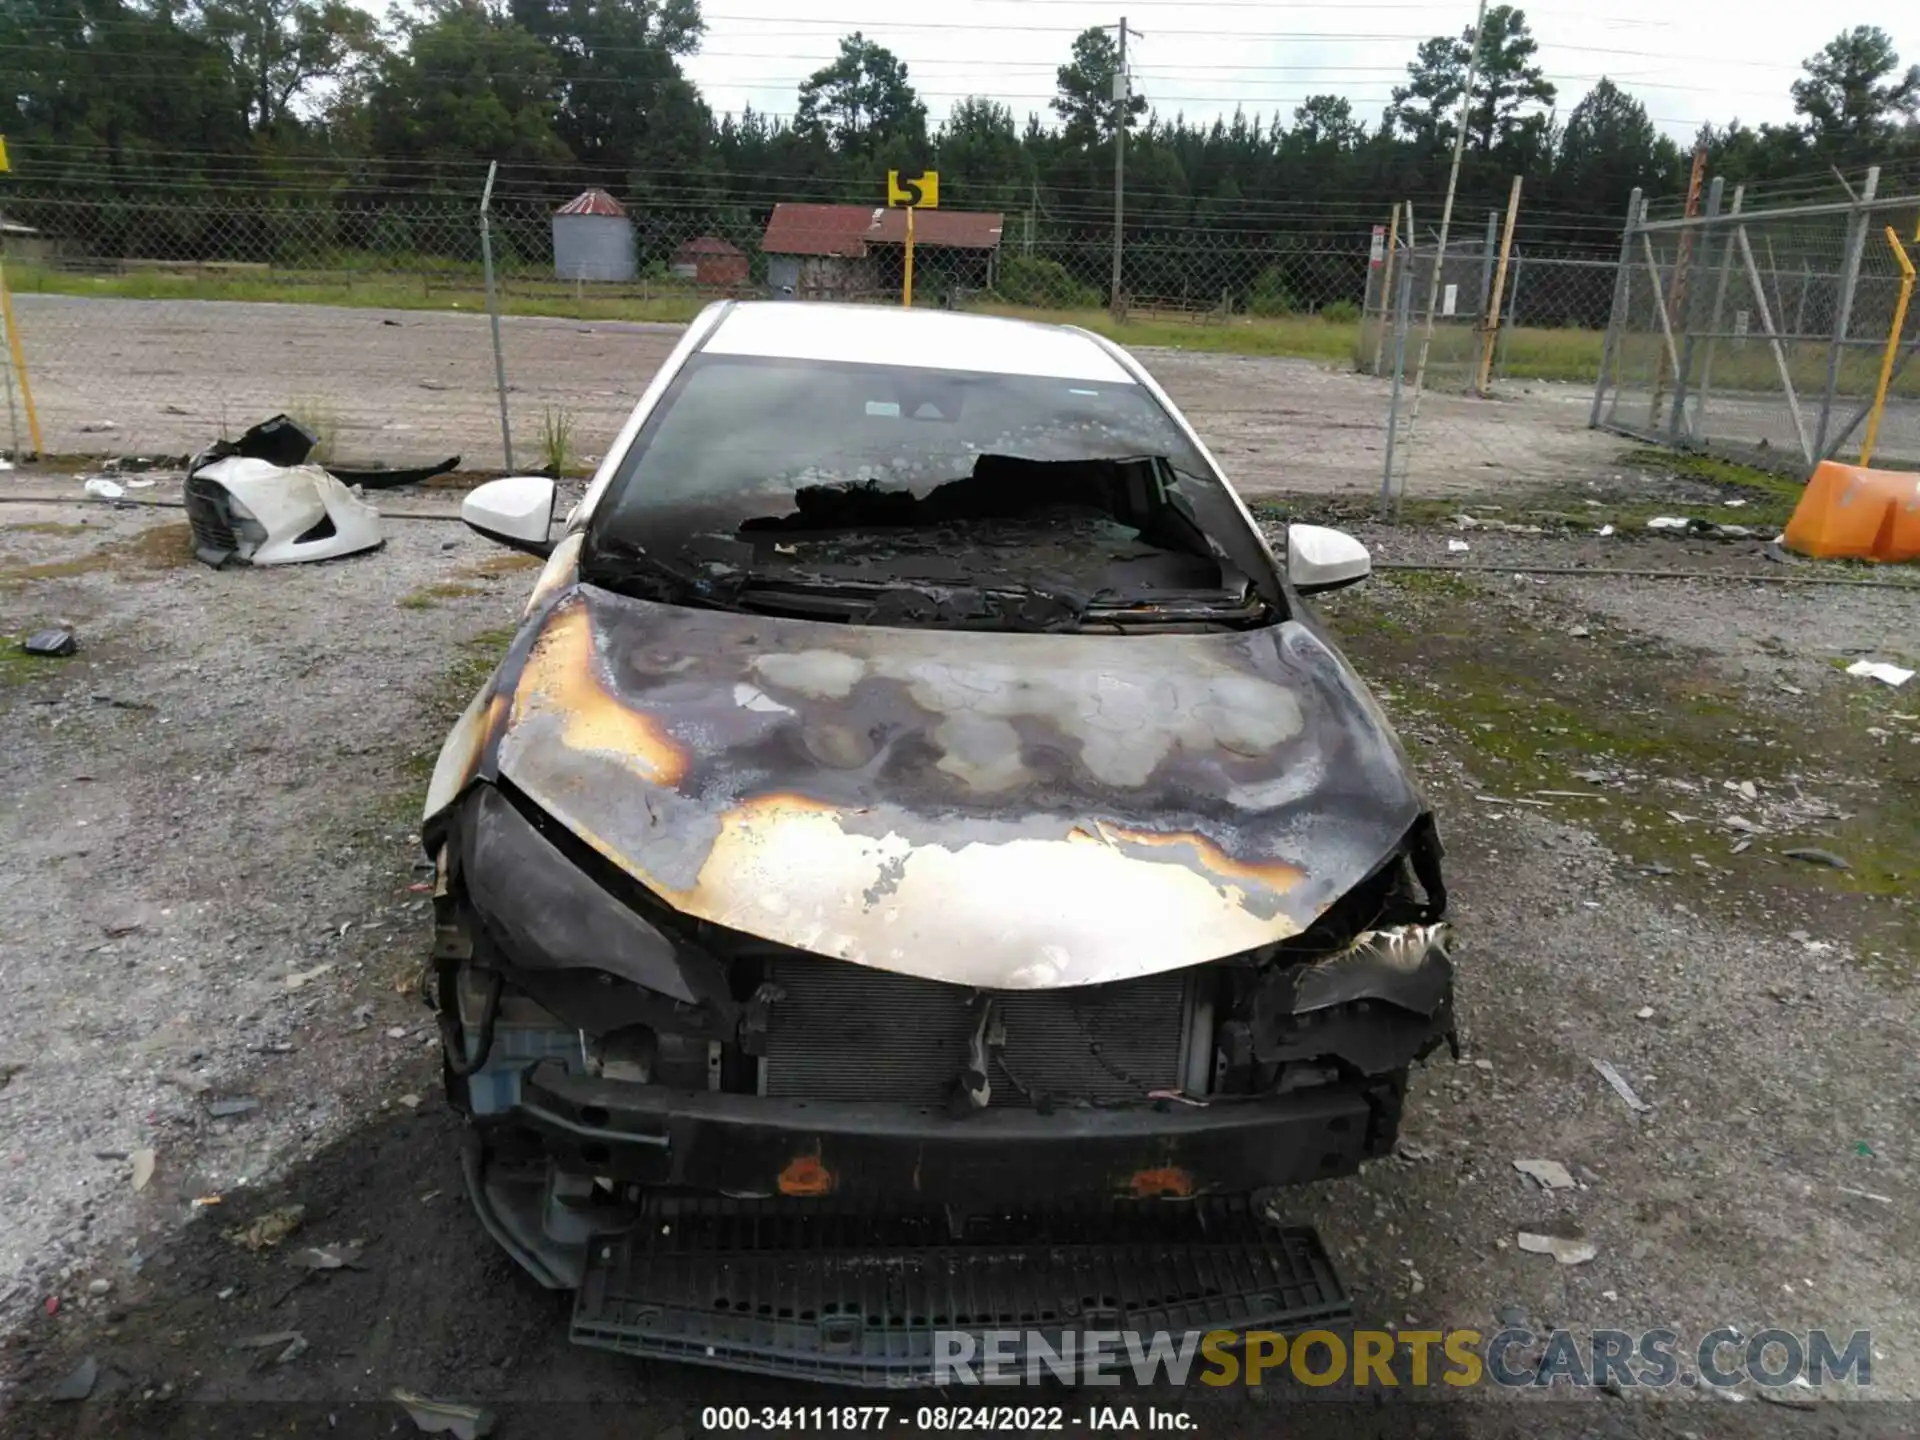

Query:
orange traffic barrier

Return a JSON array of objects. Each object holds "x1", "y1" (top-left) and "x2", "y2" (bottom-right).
[{"x1": 1781, "y1": 461, "x2": 1920, "y2": 563}]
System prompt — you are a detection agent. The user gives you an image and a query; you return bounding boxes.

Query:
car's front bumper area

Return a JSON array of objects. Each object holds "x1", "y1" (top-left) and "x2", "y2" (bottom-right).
[
  {"x1": 514, "y1": 1058, "x2": 1396, "y2": 1202},
  {"x1": 465, "y1": 1061, "x2": 1404, "y2": 1294}
]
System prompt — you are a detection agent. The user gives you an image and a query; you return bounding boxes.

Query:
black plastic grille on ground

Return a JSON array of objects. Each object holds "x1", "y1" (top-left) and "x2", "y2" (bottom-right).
[
  {"x1": 571, "y1": 1197, "x2": 1349, "y2": 1384},
  {"x1": 761, "y1": 959, "x2": 1190, "y2": 1108},
  {"x1": 182, "y1": 477, "x2": 240, "y2": 561}
]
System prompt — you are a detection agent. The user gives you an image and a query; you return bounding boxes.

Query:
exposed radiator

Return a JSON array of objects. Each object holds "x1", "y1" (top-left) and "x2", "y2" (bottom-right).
[{"x1": 761, "y1": 959, "x2": 1193, "y2": 1107}]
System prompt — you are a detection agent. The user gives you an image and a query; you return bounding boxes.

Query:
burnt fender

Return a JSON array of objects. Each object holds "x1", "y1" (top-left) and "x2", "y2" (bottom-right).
[
  {"x1": 459, "y1": 785, "x2": 726, "y2": 1008},
  {"x1": 1249, "y1": 924, "x2": 1454, "y2": 1076}
]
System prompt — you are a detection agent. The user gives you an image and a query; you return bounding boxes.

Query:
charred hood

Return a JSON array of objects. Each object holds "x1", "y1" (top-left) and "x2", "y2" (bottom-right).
[{"x1": 449, "y1": 584, "x2": 1426, "y2": 989}]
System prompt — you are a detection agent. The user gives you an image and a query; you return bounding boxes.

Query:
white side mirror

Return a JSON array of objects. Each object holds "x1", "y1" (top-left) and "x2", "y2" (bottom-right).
[
  {"x1": 1287, "y1": 523, "x2": 1371, "y2": 595},
  {"x1": 463, "y1": 476, "x2": 559, "y2": 557}
]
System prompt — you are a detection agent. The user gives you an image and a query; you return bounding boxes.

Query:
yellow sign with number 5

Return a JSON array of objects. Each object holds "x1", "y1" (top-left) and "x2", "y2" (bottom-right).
[{"x1": 887, "y1": 171, "x2": 938, "y2": 209}]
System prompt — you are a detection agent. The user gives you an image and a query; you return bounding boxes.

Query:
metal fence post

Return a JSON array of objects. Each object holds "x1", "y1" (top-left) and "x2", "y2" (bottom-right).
[
  {"x1": 1814, "y1": 165, "x2": 1878, "y2": 459},
  {"x1": 1692, "y1": 183, "x2": 1743, "y2": 444},
  {"x1": 1667, "y1": 175, "x2": 1723, "y2": 444},
  {"x1": 479, "y1": 160, "x2": 514, "y2": 472},
  {"x1": 1371, "y1": 203, "x2": 1401, "y2": 376},
  {"x1": 1590, "y1": 187, "x2": 1643, "y2": 429},
  {"x1": 1380, "y1": 259, "x2": 1414, "y2": 513}
]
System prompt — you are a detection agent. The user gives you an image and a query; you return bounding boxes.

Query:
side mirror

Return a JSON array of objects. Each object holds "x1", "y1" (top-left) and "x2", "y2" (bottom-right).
[
  {"x1": 463, "y1": 476, "x2": 559, "y2": 557},
  {"x1": 1287, "y1": 523, "x2": 1372, "y2": 595}
]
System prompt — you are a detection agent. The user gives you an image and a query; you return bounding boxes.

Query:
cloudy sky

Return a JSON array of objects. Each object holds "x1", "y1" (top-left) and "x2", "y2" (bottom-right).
[{"x1": 674, "y1": 0, "x2": 1916, "y2": 141}]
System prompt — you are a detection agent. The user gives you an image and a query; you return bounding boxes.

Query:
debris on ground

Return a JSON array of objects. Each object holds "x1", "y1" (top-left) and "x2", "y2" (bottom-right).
[
  {"x1": 129, "y1": 1148, "x2": 156, "y2": 1192},
  {"x1": 1646, "y1": 516, "x2": 1692, "y2": 530},
  {"x1": 83, "y1": 477, "x2": 125, "y2": 500},
  {"x1": 49, "y1": 1355, "x2": 99, "y2": 1402},
  {"x1": 1513, "y1": 1159, "x2": 1577, "y2": 1190},
  {"x1": 206, "y1": 1098, "x2": 261, "y2": 1119},
  {"x1": 1636, "y1": 1006, "x2": 1656, "y2": 1020},
  {"x1": 22, "y1": 628, "x2": 78, "y2": 658},
  {"x1": 1592, "y1": 1057, "x2": 1652, "y2": 1113},
  {"x1": 226, "y1": 1204, "x2": 305, "y2": 1251},
  {"x1": 394, "y1": 1388, "x2": 499, "y2": 1440},
  {"x1": 283, "y1": 962, "x2": 334, "y2": 990},
  {"x1": 86, "y1": 1278, "x2": 112, "y2": 1297},
  {"x1": 219, "y1": 414, "x2": 321, "y2": 468},
  {"x1": 1839, "y1": 1185, "x2": 1893, "y2": 1204},
  {"x1": 185, "y1": 456, "x2": 383, "y2": 568},
  {"x1": 328, "y1": 456, "x2": 460, "y2": 490},
  {"x1": 232, "y1": 1330, "x2": 308, "y2": 1365},
  {"x1": 1517, "y1": 1230, "x2": 1598, "y2": 1265},
  {"x1": 1845, "y1": 660, "x2": 1914, "y2": 688},
  {"x1": 165, "y1": 1069, "x2": 212, "y2": 1095},
  {"x1": 291, "y1": 1242, "x2": 366, "y2": 1271},
  {"x1": 1448, "y1": 539, "x2": 1470, "y2": 553},
  {"x1": 399, "y1": 1093, "x2": 422, "y2": 1110},
  {"x1": 1782, "y1": 848, "x2": 1851, "y2": 871}
]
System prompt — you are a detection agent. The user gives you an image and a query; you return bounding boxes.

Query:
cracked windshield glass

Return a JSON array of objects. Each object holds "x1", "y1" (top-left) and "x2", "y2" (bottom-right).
[{"x1": 584, "y1": 355, "x2": 1274, "y2": 630}]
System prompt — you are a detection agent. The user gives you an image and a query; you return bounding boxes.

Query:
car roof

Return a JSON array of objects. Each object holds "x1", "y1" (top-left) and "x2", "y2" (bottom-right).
[{"x1": 700, "y1": 302, "x2": 1137, "y2": 384}]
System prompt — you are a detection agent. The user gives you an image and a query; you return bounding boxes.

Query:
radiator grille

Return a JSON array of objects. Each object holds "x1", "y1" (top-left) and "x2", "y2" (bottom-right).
[
  {"x1": 761, "y1": 959, "x2": 1190, "y2": 1107},
  {"x1": 183, "y1": 476, "x2": 240, "y2": 560}
]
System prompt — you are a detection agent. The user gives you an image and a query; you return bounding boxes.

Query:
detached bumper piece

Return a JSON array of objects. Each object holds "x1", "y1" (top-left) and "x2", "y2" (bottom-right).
[{"x1": 570, "y1": 1197, "x2": 1350, "y2": 1385}]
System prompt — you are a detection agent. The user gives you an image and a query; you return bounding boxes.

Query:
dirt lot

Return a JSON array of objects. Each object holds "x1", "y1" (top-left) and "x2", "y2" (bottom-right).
[
  {"x1": 9, "y1": 294, "x2": 1622, "y2": 498},
  {"x1": 1, "y1": 416, "x2": 1918, "y2": 1436}
]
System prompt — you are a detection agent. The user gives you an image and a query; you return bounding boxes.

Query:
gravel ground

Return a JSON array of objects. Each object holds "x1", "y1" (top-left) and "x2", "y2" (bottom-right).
[
  {"x1": 0, "y1": 457, "x2": 1915, "y2": 1436},
  {"x1": 11, "y1": 294, "x2": 1623, "y2": 498}
]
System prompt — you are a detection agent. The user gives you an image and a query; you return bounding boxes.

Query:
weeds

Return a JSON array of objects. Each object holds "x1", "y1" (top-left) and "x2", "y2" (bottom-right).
[
  {"x1": 538, "y1": 406, "x2": 576, "y2": 476},
  {"x1": 284, "y1": 397, "x2": 340, "y2": 463}
]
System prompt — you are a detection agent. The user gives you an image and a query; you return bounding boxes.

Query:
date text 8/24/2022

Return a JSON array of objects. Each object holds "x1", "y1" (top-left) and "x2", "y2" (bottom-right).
[{"x1": 700, "y1": 1407, "x2": 1196, "y2": 1432}]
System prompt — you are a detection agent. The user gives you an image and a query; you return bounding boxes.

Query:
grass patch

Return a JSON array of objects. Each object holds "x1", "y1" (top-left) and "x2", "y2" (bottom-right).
[
  {"x1": 973, "y1": 303, "x2": 1363, "y2": 362},
  {"x1": 0, "y1": 637, "x2": 61, "y2": 681},
  {"x1": 458, "y1": 553, "x2": 543, "y2": 579},
  {"x1": 399, "y1": 580, "x2": 485, "y2": 609},
  {"x1": 1333, "y1": 576, "x2": 1920, "y2": 959},
  {"x1": 3, "y1": 521, "x2": 94, "y2": 537},
  {"x1": 10, "y1": 264, "x2": 710, "y2": 325},
  {"x1": 0, "y1": 521, "x2": 194, "y2": 585}
]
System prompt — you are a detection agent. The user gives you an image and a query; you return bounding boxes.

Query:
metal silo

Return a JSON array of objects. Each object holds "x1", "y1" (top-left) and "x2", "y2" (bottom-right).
[{"x1": 552, "y1": 189, "x2": 636, "y2": 283}]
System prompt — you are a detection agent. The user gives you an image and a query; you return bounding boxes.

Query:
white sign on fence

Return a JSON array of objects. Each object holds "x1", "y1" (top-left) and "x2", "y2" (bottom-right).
[
  {"x1": 1733, "y1": 310, "x2": 1749, "y2": 349},
  {"x1": 1442, "y1": 283, "x2": 1459, "y2": 316},
  {"x1": 1369, "y1": 225, "x2": 1386, "y2": 266}
]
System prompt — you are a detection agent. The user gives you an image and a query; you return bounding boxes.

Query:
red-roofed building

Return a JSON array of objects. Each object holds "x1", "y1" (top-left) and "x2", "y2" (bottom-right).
[
  {"x1": 671, "y1": 234, "x2": 750, "y2": 289},
  {"x1": 761, "y1": 202, "x2": 1004, "y2": 301}
]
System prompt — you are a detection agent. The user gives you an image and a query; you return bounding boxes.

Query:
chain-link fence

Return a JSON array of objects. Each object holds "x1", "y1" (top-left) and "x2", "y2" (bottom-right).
[
  {"x1": 0, "y1": 172, "x2": 1393, "y2": 463},
  {"x1": 1357, "y1": 223, "x2": 1623, "y2": 396},
  {"x1": 1593, "y1": 171, "x2": 1920, "y2": 471}
]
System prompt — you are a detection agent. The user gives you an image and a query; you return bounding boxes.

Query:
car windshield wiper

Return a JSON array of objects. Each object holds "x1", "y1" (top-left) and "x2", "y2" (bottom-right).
[
  {"x1": 583, "y1": 536, "x2": 741, "y2": 608},
  {"x1": 729, "y1": 573, "x2": 1102, "y2": 632}
]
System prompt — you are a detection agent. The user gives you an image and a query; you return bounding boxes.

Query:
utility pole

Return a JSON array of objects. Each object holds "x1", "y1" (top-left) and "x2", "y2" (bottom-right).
[{"x1": 1110, "y1": 16, "x2": 1137, "y2": 320}]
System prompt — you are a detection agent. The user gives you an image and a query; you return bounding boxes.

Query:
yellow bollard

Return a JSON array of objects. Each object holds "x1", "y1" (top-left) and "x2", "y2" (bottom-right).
[
  {"x1": 0, "y1": 257, "x2": 43, "y2": 456},
  {"x1": 1861, "y1": 226, "x2": 1915, "y2": 468},
  {"x1": 902, "y1": 204, "x2": 915, "y2": 308}
]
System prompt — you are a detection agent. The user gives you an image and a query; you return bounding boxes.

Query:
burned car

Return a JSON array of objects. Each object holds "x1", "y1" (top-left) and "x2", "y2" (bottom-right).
[{"x1": 422, "y1": 302, "x2": 1452, "y2": 1381}]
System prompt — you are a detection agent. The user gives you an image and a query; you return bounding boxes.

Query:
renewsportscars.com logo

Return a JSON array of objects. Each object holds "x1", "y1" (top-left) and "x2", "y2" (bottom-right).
[{"x1": 932, "y1": 1327, "x2": 1874, "y2": 1390}]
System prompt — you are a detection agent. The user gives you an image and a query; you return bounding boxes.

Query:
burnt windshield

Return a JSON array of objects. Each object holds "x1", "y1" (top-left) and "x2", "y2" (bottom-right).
[{"x1": 583, "y1": 352, "x2": 1282, "y2": 631}]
